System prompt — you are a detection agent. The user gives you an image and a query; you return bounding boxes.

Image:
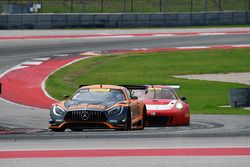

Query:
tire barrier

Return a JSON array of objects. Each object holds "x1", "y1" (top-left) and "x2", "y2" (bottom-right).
[{"x1": 229, "y1": 88, "x2": 250, "y2": 108}]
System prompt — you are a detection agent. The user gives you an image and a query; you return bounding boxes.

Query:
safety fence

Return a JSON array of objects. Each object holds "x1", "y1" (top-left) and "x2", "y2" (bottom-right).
[{"x1": 1, "y1": 0, "x2": 250, "y2": 14}]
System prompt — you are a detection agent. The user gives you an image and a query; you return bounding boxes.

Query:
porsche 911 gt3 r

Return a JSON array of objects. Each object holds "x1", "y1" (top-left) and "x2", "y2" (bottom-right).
[
  {"x1": 49, "y1": 85, "x2": 146, "y2": 131},
  {"x1": 132, "y1": 85, "x2": 190, "y2": 126}
]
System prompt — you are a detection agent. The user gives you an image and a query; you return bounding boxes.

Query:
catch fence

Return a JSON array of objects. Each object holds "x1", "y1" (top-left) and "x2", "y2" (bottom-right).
[{"x1": 1, "y1": 0, "x2": 250, "y2": 14}]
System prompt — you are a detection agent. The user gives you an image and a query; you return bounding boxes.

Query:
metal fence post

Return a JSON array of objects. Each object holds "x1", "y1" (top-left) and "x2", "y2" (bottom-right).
[
  {"x1": 245, "y1": 0, "x2": 248, "y2": 11},
  {"x1": 131, "y1": 0, "x2": 134, "y2": 12},
  {"x1": 7, "y1": 0, "x2": 10, "y2": 13},
  {"x1": 101, "y1": 0, "x2": 104, "y2": 13},
  {"x1": 82, "y1": 0, "x2": 85, "y2": 13},
  {"x1": 219, "y1": 0, "x2": 222, "y2": 11},
  {"x1": 123, "y1": 0, "x2": 126, "y2": 13},
  {"x1": 71, "y1": 0, "x2": 73, "y2": 13},
  {"x1": 204, "y1": 0, "x2": 208, "y2": 12},
  {"x1": 160, "y1": 0, "x2": 162, "y2": 12},
  {"x1": 29, "y1": 0, "x2": 32, "y2": 8},
  {"x1": 190, "y1": 0, "x2": 193, "y2": 13},
  {"x1": 40, "y1": 0, "x2": 43, "y2": 13}
]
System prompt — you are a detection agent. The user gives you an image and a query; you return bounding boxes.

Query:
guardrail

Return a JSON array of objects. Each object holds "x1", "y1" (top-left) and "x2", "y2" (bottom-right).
[{"x1": 0, "y1": 11, "x2": 249, "y2": 29}]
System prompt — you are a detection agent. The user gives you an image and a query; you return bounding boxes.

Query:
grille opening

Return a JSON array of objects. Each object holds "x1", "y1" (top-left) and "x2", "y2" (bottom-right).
[
  {"x1": 64, "y1": 110, "x2": 107, "y2": 122},
  {"x1": 147, "y1": 116, "x2": 173, "y2": 126}
]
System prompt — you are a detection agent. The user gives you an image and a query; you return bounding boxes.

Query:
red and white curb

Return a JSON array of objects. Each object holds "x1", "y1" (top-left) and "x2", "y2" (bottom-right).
[
  {"x1": 0, "y1": 55, "x2": 86, "y2": 109},
  {"x1": 0, "y1": 147, "x2": 250, "y2": 159},
  {"x1": 0, "y1": 30, "x2": 250, "y2": 40},
  {"x1": 109, "y1": 44, "x2": 250, "y2": 54},
  {"x1": 0, "y1": 44, "x2": 250, "y2": 109}
]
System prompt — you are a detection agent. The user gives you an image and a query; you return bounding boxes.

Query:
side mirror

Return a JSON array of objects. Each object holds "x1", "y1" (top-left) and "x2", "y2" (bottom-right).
[
  {"x1": 181, "y1": 96, "x2": 187, "y2": 101},
  {"x1": 63, "y1": 95, "x2": 70, "y2": 100},
  {"x1": 131, "y1": 96, "x2": 138, "y2": 100}
]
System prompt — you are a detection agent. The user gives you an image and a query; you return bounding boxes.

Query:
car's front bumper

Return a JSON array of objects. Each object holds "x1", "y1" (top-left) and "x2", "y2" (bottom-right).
[
  {"x1": 49, "y1": 108, "x2": 129, "y2": 130},
  {"x1": 146, "y1": 109, "x2": 190, "y2": 126}
]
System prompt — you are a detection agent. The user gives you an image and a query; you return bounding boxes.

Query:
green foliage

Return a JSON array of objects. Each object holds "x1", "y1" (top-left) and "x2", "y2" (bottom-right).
[{"x1": 46, "y1": 49, "x2": 250, "y2": 114}]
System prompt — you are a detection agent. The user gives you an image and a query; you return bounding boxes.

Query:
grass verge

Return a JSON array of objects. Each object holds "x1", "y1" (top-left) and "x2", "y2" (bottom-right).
[
  {"x1": 1, "y1": 0, "x2": 247, "y2": 13},
  {"x1": 46, "y1": 49, "x2": 250, "y2": 114}
]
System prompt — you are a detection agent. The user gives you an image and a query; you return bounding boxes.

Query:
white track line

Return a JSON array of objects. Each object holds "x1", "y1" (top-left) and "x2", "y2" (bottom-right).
[
  {"x1": 132, "y1": 48, "x2": 149, "y2": 51},
  {"x1": 98, "y1": 33, "x2": 111, "y2": 35},
  {"x1": 33, "y1": 57, "x2": 50, "y2": 61},
  {"x1": 10, "y1": 65, "x2": 29, "y2": 71},
  {"x1": 199, "y1": 32, "x2": 226, "y2": 36},
  {"x1": 1, "y1": 146, "x2": 250, "y2": 152},
  {"x1": 1, "y1": 44, "x2": 250, "y2": 109},
  {"x1": 87, "y1": 35, "x2": 134, "y2": 39},
  {"x1": 41, "y1": 56, "x2": 100, "y2": 102},
  {"x1": 152, "y1": 34, "x2": 175, "y2": 37},
  {"x1": 232, "y1": 44, "x2": 250, "y2": 47},
  {"x1": 0, "y1": 58, "x2": 50, "y2": 109},
  {"x1": 177, "y1": 46, "x2": 210, "y2": 49},
  {"x1": 22, "y1": 61, "x2": 43, "y2": 66},
  {"x1": 0, "y1": 62, "x2": 27, "y2": 78},
  {"x1": 0, "y1": 97, "x2": 42, "y2": 110},
  {"x1": 53, "y1": 54, "x2": 69, "y2": 57}
]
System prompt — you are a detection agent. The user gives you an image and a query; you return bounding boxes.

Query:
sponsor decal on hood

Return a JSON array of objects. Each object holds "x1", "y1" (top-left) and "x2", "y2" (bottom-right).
[
  {"x1": 63, "y1": 100, "x2": 108, "y2": 110},
  {"x1": 146, "y1": 100, "x2": 177, "y2": 111},
  {"x1": 68, "y1": 104, "x2": 106, "y2": 110}
]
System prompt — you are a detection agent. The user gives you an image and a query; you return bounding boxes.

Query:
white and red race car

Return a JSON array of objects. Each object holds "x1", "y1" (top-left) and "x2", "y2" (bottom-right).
[{"x1": 132, "y1": 85, "x2": 190, "y2": 126}]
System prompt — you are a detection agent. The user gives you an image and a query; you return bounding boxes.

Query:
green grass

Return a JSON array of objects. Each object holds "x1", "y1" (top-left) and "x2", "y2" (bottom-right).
[
  {"x1": 0, "y1": 0, "x2": 248, "y2": 13},
  {"x1": 46, "y1": 49, "x2": 250, "y2": 114}
]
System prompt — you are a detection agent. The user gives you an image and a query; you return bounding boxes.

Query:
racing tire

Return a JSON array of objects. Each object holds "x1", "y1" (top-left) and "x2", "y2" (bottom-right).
[
  {"x1": 139, "y1": 107, "x2": 146, "y2": 130},
  {"x1": 125, "y1": 111, "x2": 132, "y2": 131},
  {"x1": 142, "y1": 109, "x2": 147, "y2": 130},
  {"x1": 50, "y1": 128, "x2": 65, "y2": 132},
  {"x1": 183, "y1": 121, "x2": 190, "y2": 126},
  {"x1": 183, "y1": 117, "x2": 190, "y2": 126}
]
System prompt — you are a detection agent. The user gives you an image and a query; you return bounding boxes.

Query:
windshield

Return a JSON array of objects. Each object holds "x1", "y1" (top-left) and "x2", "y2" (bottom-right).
[
  {"x1": 72, "y1": 88, "x2": 125, "y2": 104},
  {"x1": 133, "y1": 88, "x2": 177, "y2": 99}
]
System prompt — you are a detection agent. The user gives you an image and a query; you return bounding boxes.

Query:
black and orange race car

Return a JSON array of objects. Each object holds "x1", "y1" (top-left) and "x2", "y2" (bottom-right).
[
  {"x1": 49, "y1": 85, "x2": 146, "y2": 132},
  {"x1": 132, "y1": 85, "x2": 190, "y2": 127}
]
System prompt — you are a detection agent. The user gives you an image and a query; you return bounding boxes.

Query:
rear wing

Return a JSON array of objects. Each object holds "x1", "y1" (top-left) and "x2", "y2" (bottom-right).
[
  {"x1": 78, "y1": 85, "x2": 147, "y2": 90},
  {"x1": 79, "y1": 84, "x2": 87, "y2": 88},
  {"x1": 119, "y1": 85, "x2": 146, "y2": 90},
  {"x1": 145, "y1": 85, "x2": 181, "y2": 90},
  {"x1": 119, "y1": 85, "x2": 146, "y2": 98},
  {"x1": 78, "y1": 84, "x2": 180, "y2": 90},
  {"x1": 165, "y1": 85, "x2": 181, "y2": 90},
  {"x1": 120, "y1": 85, "x2": 180, "y2": 90}
]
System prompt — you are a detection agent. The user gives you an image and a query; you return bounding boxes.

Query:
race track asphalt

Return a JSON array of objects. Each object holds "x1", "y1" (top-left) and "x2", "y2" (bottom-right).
[{"x1": 0, "y1": 28, "x2": 250, "y2": 167}]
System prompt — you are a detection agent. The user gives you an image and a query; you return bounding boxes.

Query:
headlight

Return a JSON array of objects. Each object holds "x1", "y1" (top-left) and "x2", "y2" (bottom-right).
[
  {"x1": 176, "y1": 102, "x2": 183, "y2": 110},
  {"x1": 108, "y1": 106, "x2": 123, "y2": 116},
  {"x1": 52, "y1": 105, "x2": 65, "y2": 116}
]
